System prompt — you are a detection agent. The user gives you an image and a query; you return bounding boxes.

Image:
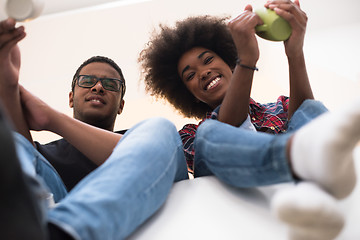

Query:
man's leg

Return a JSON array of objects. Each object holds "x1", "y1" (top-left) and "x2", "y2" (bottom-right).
[
  {"x1": 0, "y1": 19, "x2": 73, "y2": 239},
  {"x1": 48, "y1": 117, "x2": 188, "y2": 240},
  {"x1": 0, "y1": 105, "x2": 46, "y2": 240}
]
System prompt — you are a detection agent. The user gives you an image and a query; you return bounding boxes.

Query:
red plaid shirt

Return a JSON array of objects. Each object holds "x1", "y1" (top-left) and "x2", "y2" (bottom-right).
[{"x1": 179, "y1": 96, "x2": 289, "y2": 174}]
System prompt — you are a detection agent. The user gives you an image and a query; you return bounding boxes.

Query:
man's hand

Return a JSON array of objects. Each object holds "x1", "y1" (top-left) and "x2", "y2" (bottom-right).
[
  {"x1": 19, "y1": 85, "x2": 57, "y2": 132},
  {"x1": 0, "y1": 18, "x2": 26, "y2": 88}
]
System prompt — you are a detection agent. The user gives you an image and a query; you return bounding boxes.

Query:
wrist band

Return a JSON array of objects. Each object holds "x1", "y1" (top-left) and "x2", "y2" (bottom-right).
[{"x1": 236, "y1": 59, "x2": 259, "y2": 71}]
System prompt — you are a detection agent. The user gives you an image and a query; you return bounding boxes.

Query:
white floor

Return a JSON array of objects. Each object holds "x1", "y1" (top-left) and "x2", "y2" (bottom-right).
[{"x1": 128, "y1": 148, "x2": 360, "y2": 240}]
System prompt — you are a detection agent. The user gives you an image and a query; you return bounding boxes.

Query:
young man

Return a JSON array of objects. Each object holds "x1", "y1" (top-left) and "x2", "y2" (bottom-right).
[
  {"x1": 0, "y1": 18, "x2": 188, "y2": 239},
  {"x1": 35, "y1": 55, "x2": 127, "y2": 191}
]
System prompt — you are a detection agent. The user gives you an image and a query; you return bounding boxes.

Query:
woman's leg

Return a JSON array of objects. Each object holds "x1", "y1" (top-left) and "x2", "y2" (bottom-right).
[
  {"x1": 195, "y1": 119, "x2": 294, "y2": 186},
  {"x1": 196, "y1": 106, "x2": 357, "y2": 239},
  {"x1": 290, "y1": 100, "x2": 359, "y2": 199},
  {"x1": 274, "y1": 100, "x2": 353, "y2": 240},
  {"x1": 287, "y1": 99, "x2": 329, "y2": 132},
  {"x1": 271, "y1": 182, "x2": 345, "y2": 240},
  {"x1": 196, "y1": 98, "x2": 359, "y2": 200}
]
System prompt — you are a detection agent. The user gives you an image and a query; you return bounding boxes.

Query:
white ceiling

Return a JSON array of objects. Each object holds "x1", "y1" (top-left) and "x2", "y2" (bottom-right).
[
  {"x1": 0, "y1": 0, "x2": 147, "y2": 20},
  {"x1": 42, "y1": 0, "x2": 149, "y2": 15}
]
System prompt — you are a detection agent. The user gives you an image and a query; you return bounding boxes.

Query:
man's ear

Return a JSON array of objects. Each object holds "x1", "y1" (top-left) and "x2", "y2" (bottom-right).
[
  {"x1": 69, "y1": 91, "x2": 74, "y2": 108},
  {"x1": 117, "y1": 99, "x2": 125, "y2": 115}
]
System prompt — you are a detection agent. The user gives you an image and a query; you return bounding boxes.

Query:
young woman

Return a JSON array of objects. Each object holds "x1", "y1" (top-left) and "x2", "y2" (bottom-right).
[{"x1": 139, "y1": 1, "x2": 358, "y2": 239}]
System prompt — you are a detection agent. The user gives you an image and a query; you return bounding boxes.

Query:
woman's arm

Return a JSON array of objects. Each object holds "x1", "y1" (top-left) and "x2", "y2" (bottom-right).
[
  {"x1": 267, "y1": 0, "x2": 314, "y2": 118},
  {"x1": 218, "y1": 5, "x2": 262, "y2": 127}
]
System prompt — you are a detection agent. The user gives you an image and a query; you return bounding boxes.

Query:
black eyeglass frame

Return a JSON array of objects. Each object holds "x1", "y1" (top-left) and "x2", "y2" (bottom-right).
[{"x1": 76, "y1": 75, "x2": 126, "y2": 97}]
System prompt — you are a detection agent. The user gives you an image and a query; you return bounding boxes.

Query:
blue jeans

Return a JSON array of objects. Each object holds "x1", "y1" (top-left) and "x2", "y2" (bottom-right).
[
  {"x1": 194, "y1": 99, "x2": 328, "y2": 186},
  {"x1": 14, "y1": 117, "x2": 188, "y2": 240}
]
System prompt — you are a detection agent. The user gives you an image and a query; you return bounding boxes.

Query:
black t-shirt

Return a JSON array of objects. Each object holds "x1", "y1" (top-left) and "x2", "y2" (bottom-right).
[{"x1": 35, "y1": 130, "x2": 126, "y2": 192}]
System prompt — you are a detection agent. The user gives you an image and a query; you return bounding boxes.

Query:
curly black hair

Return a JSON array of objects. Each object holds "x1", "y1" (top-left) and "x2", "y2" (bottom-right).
[
  {"x1": 139, "y1": 15, "x2": 238, "y2": 119},
  {"x1": 71, "y1": 56, "x2": 126, "y2": 100}
]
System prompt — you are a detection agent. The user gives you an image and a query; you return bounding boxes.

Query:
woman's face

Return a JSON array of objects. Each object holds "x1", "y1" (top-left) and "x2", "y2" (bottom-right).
[{"x1": 177, "y1": 47, "x2": 233, "y2": 109}]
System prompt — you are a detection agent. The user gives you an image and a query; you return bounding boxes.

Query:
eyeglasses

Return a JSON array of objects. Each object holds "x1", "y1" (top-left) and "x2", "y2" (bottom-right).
[{"x1": 76, "y1": 75, "x2": 125, "y2": 92}]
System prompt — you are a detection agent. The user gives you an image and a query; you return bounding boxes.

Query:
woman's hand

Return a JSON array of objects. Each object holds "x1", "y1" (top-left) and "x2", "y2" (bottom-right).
[
  {"x1": 265, "y1": 0, "x2": 307, "y2": 58},
  {"x1": 228, "y1": 5, "x2": 262, "y2": 66}
]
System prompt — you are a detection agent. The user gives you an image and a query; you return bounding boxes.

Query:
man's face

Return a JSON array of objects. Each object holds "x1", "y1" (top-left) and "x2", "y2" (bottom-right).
[{"x1": 69, "y1": 62, "x2": 125, "y2": 129}]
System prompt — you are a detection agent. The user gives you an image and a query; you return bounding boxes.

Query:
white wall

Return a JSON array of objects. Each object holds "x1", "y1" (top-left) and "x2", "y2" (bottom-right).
[{"x1": 1, "y1": 0, "x2": 359, "y2": 143}]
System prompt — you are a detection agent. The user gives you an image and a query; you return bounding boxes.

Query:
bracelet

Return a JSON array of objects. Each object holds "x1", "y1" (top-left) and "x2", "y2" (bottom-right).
[{"x1": 236, "y1": 59, "x2": 259, "y2": 71}]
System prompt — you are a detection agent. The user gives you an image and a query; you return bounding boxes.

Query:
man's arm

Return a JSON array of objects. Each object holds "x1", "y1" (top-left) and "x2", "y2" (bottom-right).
[
  {"x1": 20, "y1": 86, "x2": 122, "y2": 166},
  {"x1": 0, "y1": 18, "x2": 33, "y2": 143},
  {"x1": 0, "y1": 18, "x2": 121, "y2": 166}
]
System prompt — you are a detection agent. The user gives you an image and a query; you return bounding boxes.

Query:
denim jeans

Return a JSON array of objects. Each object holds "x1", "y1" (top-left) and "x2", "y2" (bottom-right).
[
  {"x1": 193, "y1": 99, "x2": 328, "y2": 186},
  {"x1": 14, "y1": 133, "x2": 67, "y2": 203},
  {"x1": 14, "y1": 117, "x2": 188, "y2": 240}
]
